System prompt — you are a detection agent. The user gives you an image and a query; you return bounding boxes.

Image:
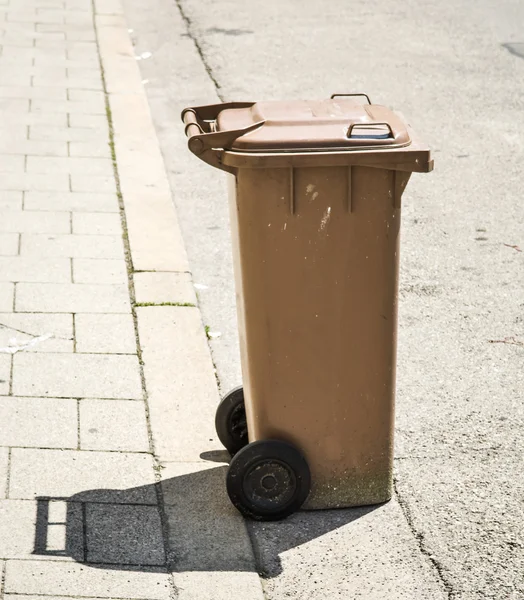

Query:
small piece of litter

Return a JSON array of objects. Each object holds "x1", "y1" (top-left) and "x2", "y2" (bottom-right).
[
  {"x1": 194, "y1": 283, "x2": 208, "y2": 290},
  {"x1": 140, "y1": 51, "x2": 152, "y2": 59},
  {"x1": 0, "y1": 333, "x2": 53, "y2": 354},
  {"x1": 142, "y1": 79, "x2": 149, "y2": 85},
  {"x1": 208, "y1": 331, "x2": 222, "y2": 339}
]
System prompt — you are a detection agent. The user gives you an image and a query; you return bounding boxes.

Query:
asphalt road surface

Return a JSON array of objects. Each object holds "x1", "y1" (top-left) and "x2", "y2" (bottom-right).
[{"x1": 122, "y1": 1, "x2": 524, "y2": 597}]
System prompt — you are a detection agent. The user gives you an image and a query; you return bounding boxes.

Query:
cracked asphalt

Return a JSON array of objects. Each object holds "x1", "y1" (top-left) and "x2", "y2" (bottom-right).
[{"x1": 123, "y1": 0, "x2": 524, "y2": 597}]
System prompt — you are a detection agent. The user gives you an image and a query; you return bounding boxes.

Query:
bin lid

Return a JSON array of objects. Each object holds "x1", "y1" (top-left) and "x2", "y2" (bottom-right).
[{"x1": 216, "y1": 99, "x2": 412, "y2": 153}]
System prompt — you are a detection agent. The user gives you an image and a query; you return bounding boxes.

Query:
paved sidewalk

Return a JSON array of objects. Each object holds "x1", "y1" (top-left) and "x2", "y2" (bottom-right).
[{"x1": 0, "y1": 1, "x2": 262, "y2": 599}]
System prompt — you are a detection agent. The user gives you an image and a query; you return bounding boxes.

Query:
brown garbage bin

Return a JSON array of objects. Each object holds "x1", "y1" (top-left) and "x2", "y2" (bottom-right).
[{"x1": 182, "y1": 94, "x2": 433, "y2": 521}]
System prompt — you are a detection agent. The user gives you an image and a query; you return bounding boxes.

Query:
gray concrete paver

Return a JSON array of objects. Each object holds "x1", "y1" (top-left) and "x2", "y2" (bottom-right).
[
  {"x1": 80, "y1": 399, "x2": 149, "y2": 452},
  {"x1": 0, "y1": 448, "x2": 8, "y2": 499},
  {"x1": 16, "y1": 282, "x2": 130, "y2": 312},
  {"x1": 0, "y1": 234, "x2": 19, "y2": 256},
  {"x1": 72, "y1": 212, "x2": 122, "y2": 235},
  {"x1": 75, "y1": 313, "x2": 136, "y2": 354},
  {"x1": 0, "y1": 209, "x2": 70, "y2": 234},
  {"x1": 21, "y1": 233, "x2": 124, "y2": 259},
  {"x1": 0, "y1": 283, "x2": 14, "y2": 312},
  {"x1": 27, "y1": 156, "x2": 113, "y2": 176},
  {"x1": 0, "y1": 396, "x2": 77, "y2": 449},
  {"x1": 4, "y1": 560, "x2": 172, "y2": 599},
  {"x1": 0, "y1": 192, "x2": 23, "y2": 210},
  {"x1": 85, "y1": 503, "x2": 165, "y2": 565},
  {"x1": 0, "y1": 313, "x2": 73, "y2": 354},
  {"x1": 24, "y1": 191, "x2": 119, "y2": 213},
  {"x1": 134, "y1": 272, "x2": 197, "y2": 306},
  {"x1": 70, "y1": 174, "x2": 117, "y2": 194},
  {"x1": 8, "y1": 447, "x2": 156, "y2": 502},
  {"x1": 0, "y1": 257, "x2": 71, "y2": 283},
  {"x1": 72, "y1": 258, "x2": 128, "y2": 284},
  {"x1": 136, "y1": 306, "x2": 218, "y2": 462},
  {"x1": 12, "y1": 352, "x2": 142, "y2": 398},
  {"x1": 0, "y1": 498, "x2": 83, "y2": 560}
]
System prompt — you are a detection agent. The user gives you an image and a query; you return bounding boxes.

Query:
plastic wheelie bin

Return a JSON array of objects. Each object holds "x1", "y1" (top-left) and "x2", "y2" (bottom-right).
[{"x1": 182, "y1": 94, "x2": 433, "y2": 521}]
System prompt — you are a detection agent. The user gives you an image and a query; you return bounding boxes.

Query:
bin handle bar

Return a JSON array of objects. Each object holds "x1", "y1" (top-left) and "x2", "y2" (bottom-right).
[
  {"x1": 330, "y1": 93, "x2": 372, "y2": 104},
  {"x1": 182, "y1": 103, "x2": 265, "y2": 174},
  {"x1": 347, "y1": 122, "x2": 394, "y2": 140}
]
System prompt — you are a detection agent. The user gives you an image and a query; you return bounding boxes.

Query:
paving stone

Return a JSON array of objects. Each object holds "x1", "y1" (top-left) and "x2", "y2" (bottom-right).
[
  {"x1": 73, "y1": 258, "x2": 128, "y2": 284},
  {"x1": 0, "y1": 313, "x2": 73, "y2": 353},
  {"x1": 16, "y1": 282, "x2": 130, "y2": 313},
  {"x1": 69, "y1": 114, "x2": 108, "y2": 130},
  {"x1": 33, "y1": 75, "x2": 103, "y2": 90},
  {"x1": 95, "y1": 14, "x2": 128, "y2": 28},
  {"x1": 174, "y1": 573, "x2": 265, "y2": 600},
  {"x1": 85, "y1": 502, "x2": 165, "y2": 565},
  {"x1": 0, "y1": 256, "x2": 70, "y2": 283},
  {"x1": 0, "y1": 125, "x2": 28, "y2": 141},
  {"x1": 94, "y1": 0, "x2": 124, "y2": 15},
  {"x1": 67, "y1": 66, "x2": 101, "y2": 79},
  {"x1": 30, "y1": 124, "x2": 107, "y2": 142},
  {"x1": 0, "y1": 282, "x2": 14, "y2": 311},
  {"x1": 12, "y1": 352, "x2": 142, "y2": 398},
  {"x1": 0, "y1": 139, "x2": 67, "y2": 156},
  {"x1": 80, "y1": 399, "x2": 149, "y2": 452},
  {"x1": 72, "y1": 212, "x2": 122, "y2": 235},
  {"x1": 75, "y1": 313, "x2": 136, "y2": 354},
  {"x1": 0, "y1": 155, "x2": 24, "y2": 173},
  {"x1": 0, "y1": 72, "x2": 30, "y2": 85},
  {"x1": 136, "y1": 307, "x2": 218, "y2": 461},
  {"x1": 9, "y1": 448, "x2": 156, "y2": 502},
  {"x1": 0, "y1": 111, "x2": 66, "y2": 126},
  {"x1": 21, "y1": 233, "x2": 124, "y2": 259},
  {"x1": 0, "y1": 210, "x2": 70, "y2": 234},
  {"x1": 0, "y1": 396, "x2": 77, "y2": 448},
  {"x1": 35, "y1": 56, "x2": 98, "y2": 67},
  {"x1": 24, "y1": 191, "x2": 119, "y2": 213},
  {"x1": 0, "y1": 233, "x2": 19, "y2": 256},
  {"x1": 125, "y1": 193, "x2": 189, "y2": 272},
  {"x1": 34, "y1": 8, "x2": 66, "y2": 23},
  {"x1": 0, "y1": 448, "x2": 8, "y2": 499},
  {"x1": 0, "y1": 354, "x2": 10, "y2": 395},
  {"x1": 69, "y1": 140, "x2": 112, "y2": 158},
  {"x1": 4, "y1": 560, "x2": 171, "y2": 599},
  {"x1": 0, "y1": 173, "x2": 70, "y2": 192},
  {"x1": 0, "y1": 192, "x2": 23, "y2": 210},
  {"x1": 68, "y1": 89, "x2": 105, "y2": 103},
  {"x1": 71, "y1": 175, "x2": 117, "y2": 193},
  {"x1": 32, "y1": 98, "x2": 105, "y2": 114},
  {"x1": 0, "y1": 98, "x2": 30, "y2": 114},
  {"x1": 133, "y1": 272, "x2": 196, "y2": 306},
  {"x1": 0, "y1": 499, "x2": 83, "y2": 561},
  {"x1": 27, "y1": 156, "x2": 113, "y2": 176},
  {"x1": 68, "y1": 48, "x2": 99, "y2": 62}
]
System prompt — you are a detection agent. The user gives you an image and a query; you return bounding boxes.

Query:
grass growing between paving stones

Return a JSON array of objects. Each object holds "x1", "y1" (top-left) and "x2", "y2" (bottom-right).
[
  {"x1": 135, "y1": 302, "x2": 196, "y2": 308},
  {"x1": 92, "y1": 1, "x2": 178, "y2": 586}
]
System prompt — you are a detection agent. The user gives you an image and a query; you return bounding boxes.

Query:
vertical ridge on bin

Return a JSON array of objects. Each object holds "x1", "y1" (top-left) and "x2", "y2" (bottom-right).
[
  {"x1": 347, "y1": 166, "x2": 352, "y2": 212},
  {"x1": 393, "y1": 170, "x2": 411, "y2": 209},
  {"x1": 289, "y1": 167, "x2": 295, "y2": 215}
]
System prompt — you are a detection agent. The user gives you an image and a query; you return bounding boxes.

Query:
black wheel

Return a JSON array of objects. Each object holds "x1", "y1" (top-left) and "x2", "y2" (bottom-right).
[
  {"x1": 215, "y1": 386, "x2": 248, "y2": 455},
  {"x1": 226, "y1": 440, "x2": 311, "y2": 521}
]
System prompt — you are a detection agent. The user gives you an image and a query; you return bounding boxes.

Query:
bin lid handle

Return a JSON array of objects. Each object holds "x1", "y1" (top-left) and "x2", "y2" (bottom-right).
[{"x1": 330, "y1": 93, "x2": 372, "y2": 104}]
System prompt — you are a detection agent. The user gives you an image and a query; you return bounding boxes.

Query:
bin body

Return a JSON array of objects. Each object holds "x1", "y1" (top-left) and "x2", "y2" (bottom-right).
[
  {"x1": 183, "y1": 97, "x2": 432, "y2": 509},
  {"x1": 230, "y1": 165, "x2": 402, "y2": 508}
]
